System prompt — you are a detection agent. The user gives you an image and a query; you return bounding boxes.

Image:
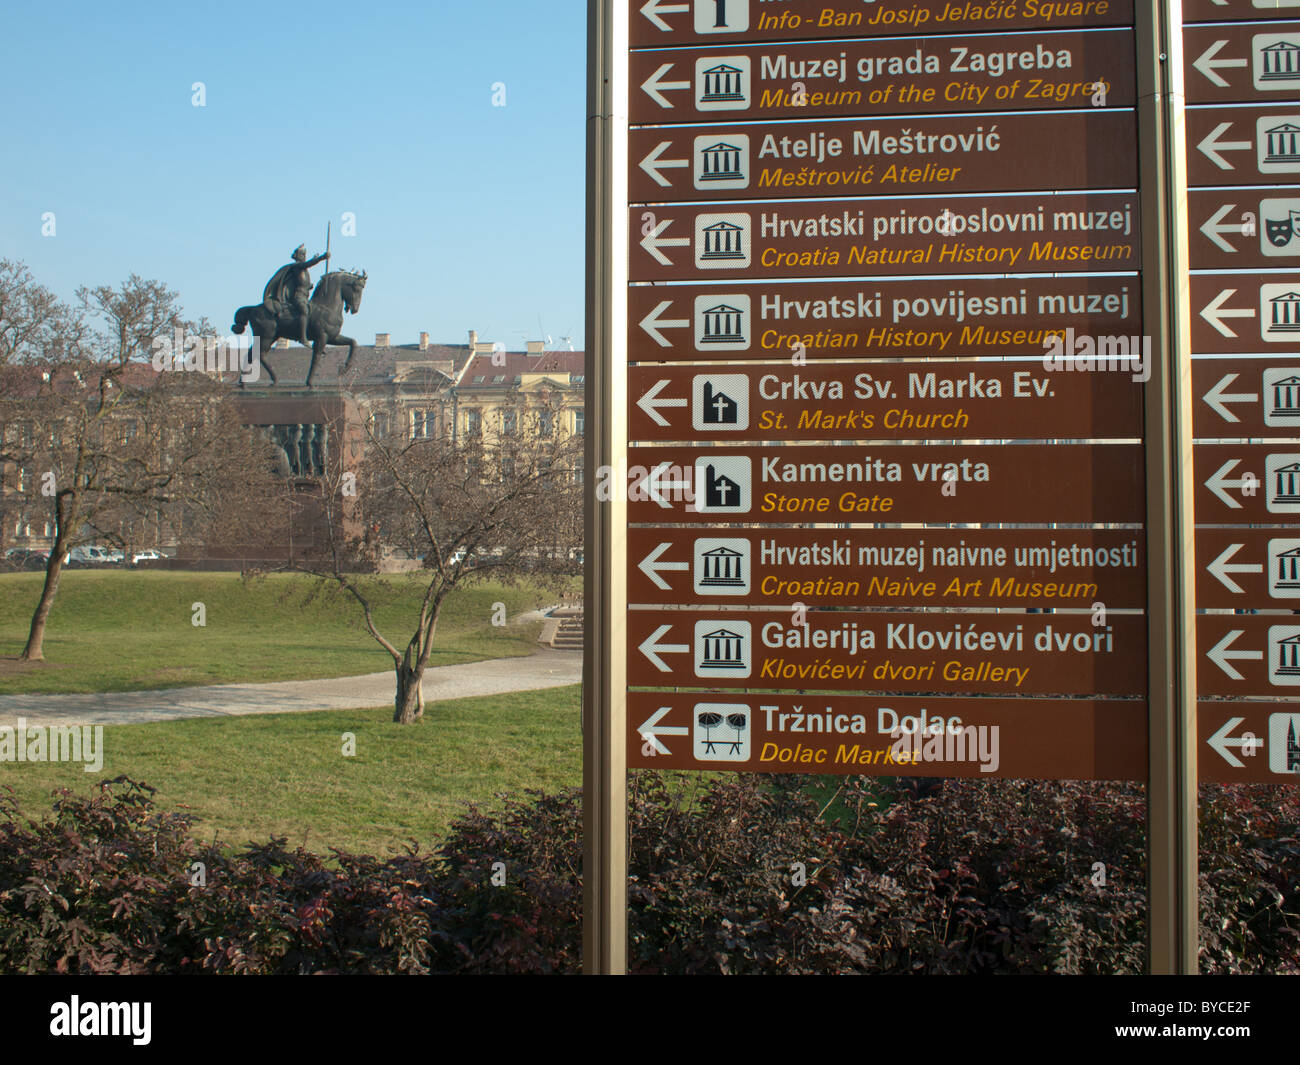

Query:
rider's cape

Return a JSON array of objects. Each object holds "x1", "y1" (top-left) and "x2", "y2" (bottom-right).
[{"x1": 262, "y1": 263, "x2": 299, "y2": 307}]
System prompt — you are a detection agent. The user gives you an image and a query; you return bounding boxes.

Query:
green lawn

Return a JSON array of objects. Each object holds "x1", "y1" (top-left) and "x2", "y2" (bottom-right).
[
  {"x1": 0, "y1": 571, "x2": 573, "y2": 694},
  {"x1": 0, "y1": 685, "x2": 583, "y2": 855}
]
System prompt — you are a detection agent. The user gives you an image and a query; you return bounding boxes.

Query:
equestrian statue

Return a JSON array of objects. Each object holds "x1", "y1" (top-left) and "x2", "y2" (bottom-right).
[{"x1": 233, "y1": 242, "x2": 366, "y2": 387}]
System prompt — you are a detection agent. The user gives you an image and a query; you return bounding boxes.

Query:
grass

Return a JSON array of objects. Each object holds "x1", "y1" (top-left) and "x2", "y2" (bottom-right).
[
  {"x1": 0, "y1": 685, "x2": 583, "y2": 855},
  {"x1": 0, "y1": 571, "x2": 576, "y2": 694}
]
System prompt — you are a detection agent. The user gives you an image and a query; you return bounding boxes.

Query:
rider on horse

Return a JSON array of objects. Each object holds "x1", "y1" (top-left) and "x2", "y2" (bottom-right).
[{"x1": 262, "y1": 244, "x2": 330, "y2": 346}]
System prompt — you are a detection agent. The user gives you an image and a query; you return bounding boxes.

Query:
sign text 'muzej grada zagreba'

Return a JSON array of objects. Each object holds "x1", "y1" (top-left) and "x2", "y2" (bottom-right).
[{"x1": 612, "y1": 0, "x2": 1300, "y2": 791}]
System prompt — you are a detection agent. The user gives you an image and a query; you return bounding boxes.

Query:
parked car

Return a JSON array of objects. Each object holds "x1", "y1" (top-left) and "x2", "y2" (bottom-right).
[
  {"x1": 132, "y1": 549, "x2": 164, "y2": 565},
  {"x1": 68, "y1": 545, "x2": 112, "y2": 566},
  {"x1": 3, "y1": 548, "x2": 49, "y2": 571}
]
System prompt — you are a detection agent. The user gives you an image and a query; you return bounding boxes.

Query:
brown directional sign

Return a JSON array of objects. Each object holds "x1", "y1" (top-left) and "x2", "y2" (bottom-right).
[
  {"x1": 1185, "y1": 23, "x2": 1300, "y2": 104},
  {"x1": 627, "y1": 608, "x2": 1148, "y2": 695},
  {"x1": 628, "y1": 276, "x2": 1142, "y2": 362},
  {"x1": 1196, "y1": 527, "x2": 1300, "y2": 610},
  {"x1": 1200, "y1": 614, "x2": 1300, "y2": 697},
  {"x1": 629, "y1": 111, "x2": 1138, "y2": 203},
  {"x1": 629, "y1": 30, "x2": 1136, "y2": 123},
  {"x1": 1193, "y1": 357, "x2": 1300, "y2": 437},
  {"x1": 628, "y1": 361, "x2": 1144, "y2": 442},
  {"x1": 628, "y1": 526, "x2": 1146, "y2": 609},
  {"x1": 1198, "y1": 702, "x2": 1300, "y2": 783},
  {"x1": 627, "y1": 692, "x2": 1147, "y2": 780},
  {"x1": 1188, "y1": 188, "x2": 1300, "y2": 268},
  {"x1": 1190, "y1": 272, "x2": 1300, "y2": 353},
  {"x1": 631, "y1": 193, "x2": 1139, "y2": 281},
  {"x1": 1185, "y1": 0, "x2": 1300, "y2": 24},
  {"x1": 625, "y1": 443, "x2": 1145, "y2": 524},
  {"x1": 1186, "y1": 104, "x2": 1300, "y2": 187},
  {"x1": 1196, "y1": 443, "x2": 1300, "y2": 522},
  {"x1": 630, "y1": 0, "x2": 1136, "y2": 48}
]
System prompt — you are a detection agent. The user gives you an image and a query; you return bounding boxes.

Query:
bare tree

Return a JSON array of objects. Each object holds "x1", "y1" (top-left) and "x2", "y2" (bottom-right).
[
  {"x1": 0, "y1": 266, "x2": 285, "y2": 661},
  {"x1": 293, "y1": 393, "x2": 583, "y2": 723}
]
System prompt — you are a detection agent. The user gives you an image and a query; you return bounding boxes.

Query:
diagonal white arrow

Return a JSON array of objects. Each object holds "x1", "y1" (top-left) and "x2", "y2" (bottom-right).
[
  {"x1": 640, "y1": 0, "x2": 690, "y2": 32},
  {"x1": 641, "y1": 63, "x2": 691, "y2": 108},
  {"x1": 639, "y1": 140, "x2": 690, "y2": 187},
  {"x1": 1205, "y1": 458, "x2": 1255, "y2": 509},
  {"x1": 640, "y1": 218, "x2": 690, "y2": 266},
  {"x1": 1207, "y1": 716, "x2": 1263, "y2": 768},
  {"x1": 1202, "y1": 372, "x2": 1259, "y2": 422},
  {"x1": 1193, "y1": 39, "x2": 1248, "y2": 88},
  {"x1": 638, "y1": 706, "x2": 689, "y2": 754},
  {"x1": 1207, "y1": 630, "x2": 1263, "y2": 680},
  {"x1": 646, "y1": 461, "x2": 692, "y2": 508},
  {"x1": 1197, "y1": 121, "x2": 1252, "y2": 170},
  {"x1": 637, "y1": 541, "x2": 689, "y2": 590},
  {"x1": 1200, "y1": 288, "x2": 1256, "y2": 338},
  {"x1": 639, "y1": 625, "x2": 690, "y2": 672},
  {"x1": 636, "y1": 378, "x2": 687, "y2": 427},
  {"x1": 1199, "y1": 203, "x2": 1251, "y2": 254},
  {"x1": 638, "y1": 300, "x2": 690, "y2": 347},
  {"x1": 1207, "y1": 542, "x2": 1263, "y2": 594}
]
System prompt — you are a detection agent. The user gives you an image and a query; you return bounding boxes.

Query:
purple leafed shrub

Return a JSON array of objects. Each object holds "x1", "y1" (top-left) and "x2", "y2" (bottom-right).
[{"x1": 0, "y1": 774, "x2": 1295, "y2": 974}]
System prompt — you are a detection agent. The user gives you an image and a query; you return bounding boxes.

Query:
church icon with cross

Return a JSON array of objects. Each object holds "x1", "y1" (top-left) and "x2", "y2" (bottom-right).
[
  {"x1": 692, "y1": 373, "x2": 749, "y2": 430},
  {"x1": 692, "y1": 456, "x2": 751, "y2": 514}
]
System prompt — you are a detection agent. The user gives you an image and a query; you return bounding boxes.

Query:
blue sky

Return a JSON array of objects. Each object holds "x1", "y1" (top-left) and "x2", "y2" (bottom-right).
[{"x1": 0, "y1": 0, "x2": 587, "y2": 351}]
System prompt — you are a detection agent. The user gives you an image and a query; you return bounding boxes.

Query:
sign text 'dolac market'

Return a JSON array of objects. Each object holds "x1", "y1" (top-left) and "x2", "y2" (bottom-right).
[{"x1": 626, "y1": 692, "x2": 1146, "y2": 780}]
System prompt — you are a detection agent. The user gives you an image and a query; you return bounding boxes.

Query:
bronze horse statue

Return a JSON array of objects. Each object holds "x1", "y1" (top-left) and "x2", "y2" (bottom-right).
[{"x1": 232, "y1": 269, "x2": 367, "y2": 386}]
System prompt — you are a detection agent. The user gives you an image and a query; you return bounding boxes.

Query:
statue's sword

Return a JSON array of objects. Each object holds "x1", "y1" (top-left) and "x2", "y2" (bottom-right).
[{"x1": 324, "y1": 220, "x2": 330, "y2": 276}]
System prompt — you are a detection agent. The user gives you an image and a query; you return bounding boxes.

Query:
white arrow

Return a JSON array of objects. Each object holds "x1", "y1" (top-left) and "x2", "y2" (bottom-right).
[
  {"x1": 1200, "y1": 288, "x2": 1256, "y2": 338},
  {"x1": 640, "y1": 0, "x2": 690, "y2": 32},
  {"x1": 1205, "y1": 458, "x2": 1257, "y2": 509},
  {"x1": 637, "y1": 541, "x2": 689, "y2": 590},
  {"x1": 1207, "y1": 543, "x2": 1263, "y2": 594},
  {"x1": 638, "y1": 300, "x2": 690, "y2": 347},
  {"x1": 639, "y1": 140, "x2": 690, "y2": 187},
  {"x1": 641, "y1": 63, "x2": 691, "y2": 108},
  {"x1": 1202, "y1": 372, "x2": 1259, "y2": 422},
  {"x1": 1199, "y1": 203, "x2": 1252, "y2": 253},
  {"x1": 1207, "y1": 716, "x2": 1264, "y2": 768},
  {"x1": 1207, "y1": 630, "x2": 1263, "y2": 681},
  {"x1": 640, "y1": 218, "x2": 690, "y2": 266},
  {"x1": 637, "y1": 378, "x2": 688, "y2": 427},
  {"x1": 646, "y1": 461, "x2": 692, "y2": 508},
  {"x1": 637, "y1": 706, "x2": 689, "y2": 754},
  {"x1": 1193, "y1": 39, "x2": 1248, "y2": 88},
  {"x1": 639, "y1": 625, "x2": 690, "y2": 672},
  {"x1": 1197, "y1": 121, "x2": 1253, "y2": 170}
]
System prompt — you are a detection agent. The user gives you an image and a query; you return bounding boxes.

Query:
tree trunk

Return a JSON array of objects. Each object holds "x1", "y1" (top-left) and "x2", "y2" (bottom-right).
[
  {"x1": 393, "y1": 663, "x2": 425, "y2": 724},
  {"x1": 21, "y1": 537, "x2": 69, "y2": 662}
]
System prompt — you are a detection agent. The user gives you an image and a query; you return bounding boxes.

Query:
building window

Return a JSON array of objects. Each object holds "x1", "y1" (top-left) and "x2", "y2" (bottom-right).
[
  {"x1": 575, "y1": 409, "x2": 585, "y2": 436},
  {"x1": 538, "y1": 411, "x2": 554, "y2": 437},
  {"x1": 411, "y1": 410, "x2": 435, "y2": 439},
  {"x1": 502, "y1": 409, "x2": 518, "y2": 435},
  {"x1": 466, "y1": 410, "x2": 482, "y2": 436}
]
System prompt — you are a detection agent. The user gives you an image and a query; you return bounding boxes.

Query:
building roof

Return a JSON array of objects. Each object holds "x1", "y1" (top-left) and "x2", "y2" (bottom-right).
[
  {"x1": 240, "y1": 342, "x2": 471, "y2": 391},
  {"x1": 454, "y1": 348, "x2": 586, "y2": 389}
]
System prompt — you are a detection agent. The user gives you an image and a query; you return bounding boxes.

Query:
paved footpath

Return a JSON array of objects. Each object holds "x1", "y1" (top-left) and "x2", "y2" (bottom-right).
[{"x1": 0, "y1": 649, "x2": 583, "y2": 729}]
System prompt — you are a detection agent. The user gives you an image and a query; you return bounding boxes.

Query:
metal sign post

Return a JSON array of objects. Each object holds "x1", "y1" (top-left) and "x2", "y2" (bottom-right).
[
  {"x1": 583, "y1": 0, "x2": 629, "y2": 976},
  {"x1": 1137, "y1": 0, "x2": 1198, "y2": 976}
]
